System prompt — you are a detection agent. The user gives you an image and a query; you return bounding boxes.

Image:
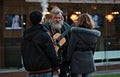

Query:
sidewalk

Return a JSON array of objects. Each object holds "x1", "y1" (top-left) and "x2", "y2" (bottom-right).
[
  {"x1": 93, "y1": 69, "x2": 120, "y2": 75},
  {"x1": 53, "y1": 69, "x2": 120, "y2": 77},
  {"x1": 0, "y1": 68, "x2": 120, "y2": 77}
]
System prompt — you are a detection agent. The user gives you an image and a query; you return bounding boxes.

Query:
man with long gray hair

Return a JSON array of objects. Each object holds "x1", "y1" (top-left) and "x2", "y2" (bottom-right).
[{"x1": 44, "y1": 6, "x2": 70, "y2": 77}]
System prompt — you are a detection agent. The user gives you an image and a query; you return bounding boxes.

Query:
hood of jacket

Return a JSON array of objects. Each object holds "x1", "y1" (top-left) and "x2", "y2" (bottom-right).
[{"x1": 71, "y1": 27, "x2": 101, "y2": 44}]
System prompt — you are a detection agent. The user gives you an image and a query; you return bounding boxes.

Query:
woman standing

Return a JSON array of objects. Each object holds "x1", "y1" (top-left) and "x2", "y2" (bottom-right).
[{"x1": 66, "y1": 13, "x2": 101, "y2": 77}]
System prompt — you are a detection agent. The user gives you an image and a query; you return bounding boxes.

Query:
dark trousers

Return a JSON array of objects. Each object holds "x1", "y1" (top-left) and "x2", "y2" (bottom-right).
[
  {"x1": 71, "y1": 73, "x2": 90, "y2": 77},
  {"x1": 59, "y1": 62, "x2": 69, "y2": 77}
]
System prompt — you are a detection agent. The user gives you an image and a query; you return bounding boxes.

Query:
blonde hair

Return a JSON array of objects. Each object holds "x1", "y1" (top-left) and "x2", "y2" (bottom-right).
[
  {"x1": 76, "y1": 13, "x2": 95, "y2": 29},
  {"x1": 51, "y1": 6, "x2": 63, "y2": 14}
]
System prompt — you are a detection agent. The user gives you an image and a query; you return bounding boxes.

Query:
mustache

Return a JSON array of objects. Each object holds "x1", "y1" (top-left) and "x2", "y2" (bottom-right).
[{"x1": 52, "y1": 23, "x2": 62, "y2": 29}]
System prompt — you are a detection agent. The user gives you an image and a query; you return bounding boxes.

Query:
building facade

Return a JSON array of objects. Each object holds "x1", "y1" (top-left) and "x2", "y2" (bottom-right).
[{"x1": 0, "y1": 0, "x2": 120, "y2": 70}]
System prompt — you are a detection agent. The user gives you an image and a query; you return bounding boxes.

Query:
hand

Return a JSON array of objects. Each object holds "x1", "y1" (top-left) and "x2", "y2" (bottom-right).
[{"x1": 54, "y1": 68, "x2": 60, "y2": 75}]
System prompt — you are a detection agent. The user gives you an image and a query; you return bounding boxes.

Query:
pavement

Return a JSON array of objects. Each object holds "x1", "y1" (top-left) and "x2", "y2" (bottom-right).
[
  {"x1": 93, "y1": 69, "x2": 120, "y2": 75},
  {"x1": 53, "y1": 69, "x2": 120, "y2": 77},
  {"x1": 0, "y1": 67, "x2": 120, "y2": 77}
]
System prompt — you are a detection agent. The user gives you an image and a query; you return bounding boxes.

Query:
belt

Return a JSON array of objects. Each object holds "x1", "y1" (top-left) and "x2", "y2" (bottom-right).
[{"x1": 28, "y1": 68, "x2": 52, "y2": 74}]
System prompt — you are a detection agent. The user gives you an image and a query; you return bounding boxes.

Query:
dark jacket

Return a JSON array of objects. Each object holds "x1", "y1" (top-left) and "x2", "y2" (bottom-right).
[
  {"x1": 66, "y1": 27, "x2": 101, "y2": 74},
  {"x1": 44, "y1": 21, "x2": 70, "y2": 61},
  {"x1": 21, "y1": 24, "x2": 59, "y2": 72}
]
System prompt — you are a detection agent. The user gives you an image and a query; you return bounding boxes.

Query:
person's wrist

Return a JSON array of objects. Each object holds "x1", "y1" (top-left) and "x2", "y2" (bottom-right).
[{"x1": 55, "y1": 67, "x2": 59, "y2": 70}]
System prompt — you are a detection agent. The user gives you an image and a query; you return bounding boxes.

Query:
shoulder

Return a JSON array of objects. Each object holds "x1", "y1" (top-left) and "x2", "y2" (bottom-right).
[
  {"x1": 44, "y1": 21, "x2": 51, "y2": 27},
  {"x1": 63, "y1": 22, "x2": 69, "y2": 25},
  {"x1": 43, "y1": 21, "x2": 51, "y2": 29},
  {"x1": 63, "y1": 22, "x2": 70, "y2": 29},
  {"x1": 63, "y1": 22, "x2": 70, "y2": 26},
  {"x1": 71, "y1": 27, "x2": 101, "y2": 37},
  {"x1": 44, "y1": 21, "x2": 50, "y2": 25}
]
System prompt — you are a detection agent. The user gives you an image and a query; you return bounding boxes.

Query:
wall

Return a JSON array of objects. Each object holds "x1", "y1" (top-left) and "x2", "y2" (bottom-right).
[{"x1": 0, "y1": 0, "x2": 4, "y2": 68}]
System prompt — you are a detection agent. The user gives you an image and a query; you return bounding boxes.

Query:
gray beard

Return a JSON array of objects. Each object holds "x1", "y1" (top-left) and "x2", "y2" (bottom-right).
[{"x1": 52, "y1": 23, "x2": 62, "y2": 30}]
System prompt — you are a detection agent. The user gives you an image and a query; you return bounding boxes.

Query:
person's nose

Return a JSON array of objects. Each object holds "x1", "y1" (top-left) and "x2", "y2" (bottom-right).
[{"x1": 56, "y1": 18, "x2": 60, "y2": 22}]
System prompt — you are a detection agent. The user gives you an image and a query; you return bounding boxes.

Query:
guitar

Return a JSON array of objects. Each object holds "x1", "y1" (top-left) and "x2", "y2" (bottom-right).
[
  {"x1": 53, "y1": 33, "x2": 66, "y2": 52},
  {"x1": 51, "y1": 26, "x2": 72, "y2": 52}
]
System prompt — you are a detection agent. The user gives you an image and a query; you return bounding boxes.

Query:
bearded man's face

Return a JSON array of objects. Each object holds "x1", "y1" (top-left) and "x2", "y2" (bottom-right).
[{"x1": 51, "y1": 14, "x2": 63, "y2": 29}]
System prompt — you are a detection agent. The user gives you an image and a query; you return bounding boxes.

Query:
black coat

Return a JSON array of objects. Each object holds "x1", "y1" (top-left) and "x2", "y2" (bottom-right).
[
  {"x1": 66, "y1": 27, "x2": 101, "y2": 74},
  {"x1": 21, "y1": 24, "x2": 59, "y2": 71}
]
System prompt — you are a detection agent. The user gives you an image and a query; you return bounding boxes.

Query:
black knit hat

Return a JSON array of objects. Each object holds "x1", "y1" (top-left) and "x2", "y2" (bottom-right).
[{"x1": 30, "y1": 10, "x2": 42, "y2": 25}]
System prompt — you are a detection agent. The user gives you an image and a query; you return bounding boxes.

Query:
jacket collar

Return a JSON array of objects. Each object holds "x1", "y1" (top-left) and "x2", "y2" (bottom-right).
[{"x1": 71, "y1": 27, "x2": 101, "y2": 37}]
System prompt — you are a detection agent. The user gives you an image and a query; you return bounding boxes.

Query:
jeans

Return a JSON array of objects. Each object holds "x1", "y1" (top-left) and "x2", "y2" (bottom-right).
[
  {"x1": 28, "y1": 72, "x2": 53, "y2": 77},
  {"x1": 71, "y1": 73, "x2": 90, "y2": 77}
]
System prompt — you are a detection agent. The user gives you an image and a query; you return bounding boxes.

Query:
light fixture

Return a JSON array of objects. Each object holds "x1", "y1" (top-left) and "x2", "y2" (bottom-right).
[
  {"x1": 91, "y1": 5, "x2": 97, "y2": 10},
  {"x1": 111, "y1": 1, "x2": 119, "y2": 15},
  {"x1": 111, "y1": 11, "x2": 119, "y2": 15},
  {"x1": 70, "y1": 14, "x2": 78, "y2": 22},
  {"x1": 105, "y1": 14, "x2": 114, "y2": 22},
  {"x1": 42, "y1": 12, "x2": 50, "y2": 15},
  {"x1": 23, "y1": 22, "x2": 26, "y2": 25},
  {"x1": 75, "y1": 11, "x2": 81, "y2": 15},
  {"x1": 111, "y1": 6, "x2": 119, "y2": 15}
]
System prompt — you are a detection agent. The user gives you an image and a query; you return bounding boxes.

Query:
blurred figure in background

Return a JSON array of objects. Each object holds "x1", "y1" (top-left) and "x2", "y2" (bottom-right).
[{"x1": 12, "y1": 15, "x2": 21, "y2": 29}]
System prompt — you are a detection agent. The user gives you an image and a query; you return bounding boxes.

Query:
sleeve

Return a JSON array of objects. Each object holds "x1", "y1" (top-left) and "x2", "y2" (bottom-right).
[
  {"x1": 43, "y1": 33, "x2": 59, "y2": 68},
  {"x1": 66, "y1": 31, "x2": 78, "y2": 63}
]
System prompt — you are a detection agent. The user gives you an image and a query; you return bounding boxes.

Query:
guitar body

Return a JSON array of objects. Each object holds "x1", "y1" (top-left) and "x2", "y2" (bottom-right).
[{"x1": 53, "y1": 33, "x2": 66, "y2": 52}]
